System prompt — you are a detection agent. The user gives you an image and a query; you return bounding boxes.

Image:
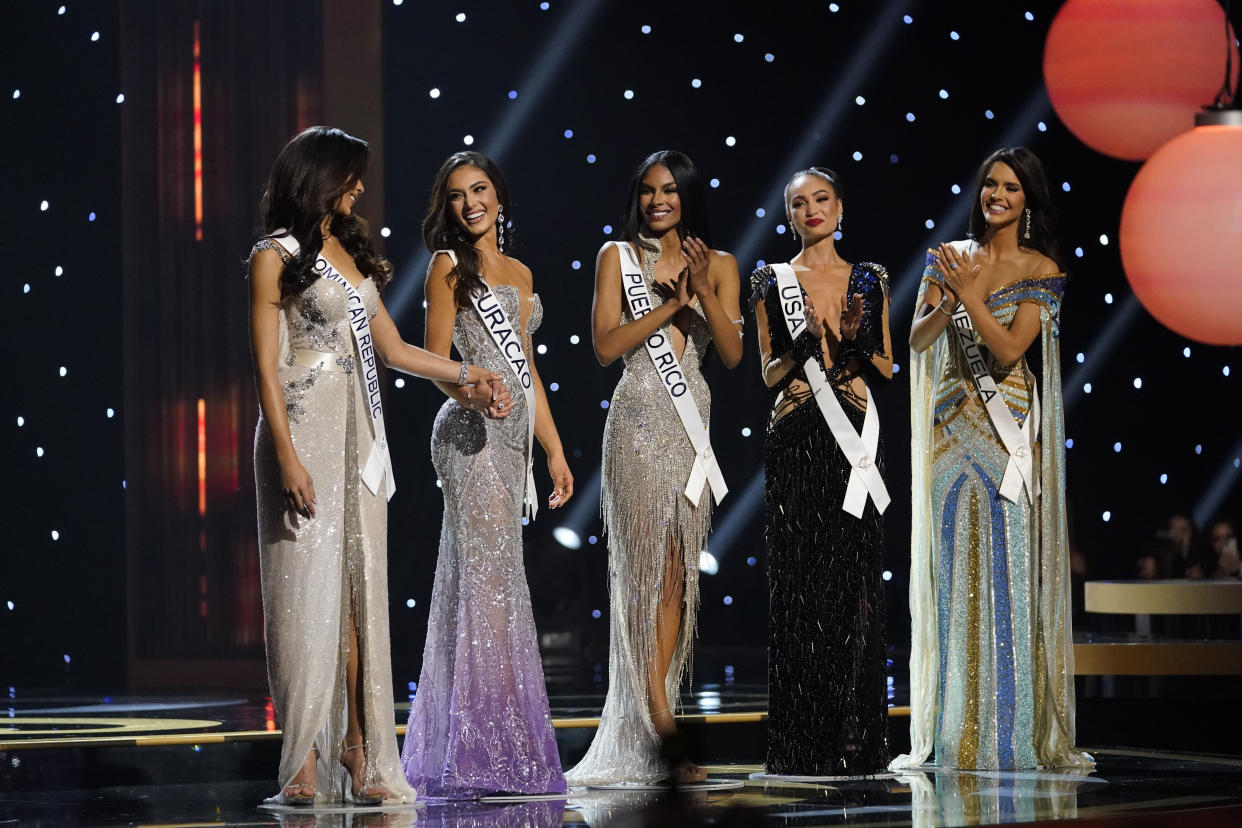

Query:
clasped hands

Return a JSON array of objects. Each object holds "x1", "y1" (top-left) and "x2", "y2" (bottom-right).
[{"x1": 460, "y1": 366, "x2": 513, "y2": 420}]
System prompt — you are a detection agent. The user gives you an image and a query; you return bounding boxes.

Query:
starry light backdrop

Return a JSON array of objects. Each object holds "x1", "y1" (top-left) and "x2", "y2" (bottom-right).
[{"x1": 3, "y1": 0, "x2": 1239, "y2": 692}]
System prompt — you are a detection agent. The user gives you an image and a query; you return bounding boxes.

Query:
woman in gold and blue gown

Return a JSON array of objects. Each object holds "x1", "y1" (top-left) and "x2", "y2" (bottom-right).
[{"x1": 895, "y1": 147, "x2": 1092, "y2": 771}]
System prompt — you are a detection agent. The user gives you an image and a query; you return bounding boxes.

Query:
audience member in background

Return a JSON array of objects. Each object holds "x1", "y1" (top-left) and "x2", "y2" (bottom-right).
[
  {"x1": 1207, "y1": 518, "x2": 1239, "y2": 580},
  {"x1": 1161, "y1": 512, "x2": 1202, "y2": 579}
]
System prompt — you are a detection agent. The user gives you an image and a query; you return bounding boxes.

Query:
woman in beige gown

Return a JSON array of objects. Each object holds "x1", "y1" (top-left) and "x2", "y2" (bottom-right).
[{"x1": 249, "y1": 126, "x2": 507, "y2": 806}]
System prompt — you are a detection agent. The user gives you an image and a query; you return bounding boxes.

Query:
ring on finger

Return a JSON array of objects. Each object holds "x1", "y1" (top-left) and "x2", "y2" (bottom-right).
[{"x1": 949, "y1": 262, "x2": 959, "y2": 270}]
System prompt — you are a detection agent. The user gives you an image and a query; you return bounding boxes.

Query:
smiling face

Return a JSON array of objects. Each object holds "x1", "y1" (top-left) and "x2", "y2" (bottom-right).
[
  {"x1": 785, "y1": 172, "x2": 841, "y2": 243},
  {"x1": 638, "y1": 163, "x2": 682, "y2": 235},
  {"x1": 446, "y1": 164, "x2": 500, "y2": 239},
  {"x1": 333, "y1": 176, "x2": 364, "y2": 216},
  {"x1": 979, "y1": 161, "x2": 1027, "y2": 229}
]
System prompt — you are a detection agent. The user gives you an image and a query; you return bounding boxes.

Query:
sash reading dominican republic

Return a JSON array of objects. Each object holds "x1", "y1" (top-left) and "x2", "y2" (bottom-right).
[
  {"x1": 613, "y1": 241, "x2": 727, "y2": 506},
  {"x1": 434, "y1": 250, "x2": 539, "y2": 522},
  {"x1": 948, "y1": 303, "x2": 1041, "y2": 504},
  {"x1": 273, "y1": 234, "x2": 396, "y2": 500},
  {"x1": 772, "y1": 263, "x2": 888, "y2": 518}
]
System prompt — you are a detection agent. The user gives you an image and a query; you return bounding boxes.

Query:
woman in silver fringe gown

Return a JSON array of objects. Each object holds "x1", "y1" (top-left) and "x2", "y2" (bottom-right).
[
  {"x1": 401, "y1": 151, "x2": 574, "y2": 799},
  {"x1": 250, "y1": 127, "x2": 505, "y2": 806},
  {"x1": 894, "y1": 147, "x2": 1092, "y2": 772},
  {"x1": 565, "y1": 150, "x2": 742, "y2": 786}
]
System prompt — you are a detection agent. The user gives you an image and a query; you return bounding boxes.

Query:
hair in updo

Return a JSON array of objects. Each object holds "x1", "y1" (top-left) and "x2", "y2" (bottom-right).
[{"x1": 784, "y1": 166, "x2": 844, "y2": 207}]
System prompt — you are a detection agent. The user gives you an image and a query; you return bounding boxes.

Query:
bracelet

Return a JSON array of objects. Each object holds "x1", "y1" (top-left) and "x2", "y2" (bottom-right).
[
  {"x1": 457, "y1": 361, "x2": 470, "y2": 386},
  {"x1": 935, "y1": 302, "x2": 955, "y2": 319}
]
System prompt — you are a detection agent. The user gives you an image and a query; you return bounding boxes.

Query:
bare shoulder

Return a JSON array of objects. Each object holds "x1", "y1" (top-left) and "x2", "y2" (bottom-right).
[
  {"x1": 1025, "y1": 251, "x2": 1061, "y2": 277},
  {"x1": 505, "y1": 256, "x2": 534, "y2": 290},
  {"x1": 709, "y1": 248, "x2": 739, "y2": 275},
  {"x1": 427, "y1": 250, "x2": 457, "y2": 276},
  {"x1": 596, "y1": 240, "x2": 621, "y2": 271},
  {"x1": 248, "y1": 245, "x2": 286, "y2": 282}
]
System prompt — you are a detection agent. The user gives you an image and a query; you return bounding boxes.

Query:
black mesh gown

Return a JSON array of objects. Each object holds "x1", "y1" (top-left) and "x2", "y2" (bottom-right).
[{"x1": 751, "y1": 263, "x2": 891, "y2": 776}]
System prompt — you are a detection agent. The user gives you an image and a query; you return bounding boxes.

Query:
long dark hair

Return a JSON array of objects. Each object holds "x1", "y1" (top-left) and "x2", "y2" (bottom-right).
[
  {"x1": 422, "y1": 151, "x2": 513, "y2": 309},
  {"x1": 259, "y1": 126, "x2": 392, "y2": 298},
  {"x1": 967, "y1": 146, "x2": 1062, "y2": 269},
  {"x1": 619, "y1": 150, "x2": 712, "y2": 247}
]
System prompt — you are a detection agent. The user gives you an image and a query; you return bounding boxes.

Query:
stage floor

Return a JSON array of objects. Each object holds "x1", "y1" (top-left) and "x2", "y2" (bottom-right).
[
  {"x1": 3, "y1": 749, "x2": 1242, "y2": 826},
  {"x1": 4, "y1": 690, "x2": 1242, "y2": 826}
]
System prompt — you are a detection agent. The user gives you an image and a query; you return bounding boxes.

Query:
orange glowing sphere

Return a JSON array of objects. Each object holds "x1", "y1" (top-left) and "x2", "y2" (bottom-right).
[
  {"x1": 1044, "y1": 0, "x2": 1239, "y2": 161},
  {"x1": 1119, "y1": 120, "x2": 1242, "y2": 345}
]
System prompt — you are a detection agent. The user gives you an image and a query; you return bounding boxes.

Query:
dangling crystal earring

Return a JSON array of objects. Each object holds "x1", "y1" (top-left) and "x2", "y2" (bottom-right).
[
  {"x1": 497, "y1": 207, "x2": 506, "y2": 250},
  {"x1": 788, "y1": 220, "x2": 797, "y2": 236},
  {"x1": 1023, "y1": 207, "x2": 1032, "y2": 240},
  {"x1": 837, "y1": 214, "x2": 844, "y2": 233}
]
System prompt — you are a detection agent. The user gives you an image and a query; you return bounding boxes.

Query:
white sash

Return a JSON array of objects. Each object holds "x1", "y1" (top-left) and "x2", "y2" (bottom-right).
[
  {"x1": 434, "y1": 251, "x2": 539, "y2": 522},
  {"x1": 772, "y1": 264, "x2": 889, "y2": 518},
  {"x1": 948, "y1": 304, "x2": 1041, "y2": 504},
  {"x1": 273, "y1": 234, "x2": 395, "y2": 500},
  {"x1": 613, "y1": 241, "x2": 727, "y2": 506}
]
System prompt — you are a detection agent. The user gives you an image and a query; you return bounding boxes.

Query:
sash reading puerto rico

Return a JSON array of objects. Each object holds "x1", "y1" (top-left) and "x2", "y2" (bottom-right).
[{"x1": 613, "y1": 241, "x2": 727, "y2": 506}]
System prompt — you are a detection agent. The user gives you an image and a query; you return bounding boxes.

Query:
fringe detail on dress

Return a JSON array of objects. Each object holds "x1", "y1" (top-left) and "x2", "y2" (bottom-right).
[{"x1": 601, "y1": 486, "x2": 710, "y2": 719}]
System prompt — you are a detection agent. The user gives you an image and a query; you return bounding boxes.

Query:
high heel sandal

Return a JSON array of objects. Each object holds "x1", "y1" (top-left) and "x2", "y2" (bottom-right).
[
  {"x1": 340, "y1": 744, "x2": 385, "y2": 806},
  {"x1": 277, "y1": 749, "x2": 319, "y2": 806},
  {"x1": 651, "y1": 709, "x2": 708, "y2": 785}
]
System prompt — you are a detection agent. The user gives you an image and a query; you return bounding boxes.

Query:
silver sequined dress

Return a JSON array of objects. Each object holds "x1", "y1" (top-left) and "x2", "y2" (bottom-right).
[
  {"x1": 251, "y1": 239, "x2": 415, "y2": 803},
  {"x1": 565, "y1": 240, "x2": 713, "y2": 785},
  {"x1": 401, "y1": 280, "x2": 567, "y2": 798}
]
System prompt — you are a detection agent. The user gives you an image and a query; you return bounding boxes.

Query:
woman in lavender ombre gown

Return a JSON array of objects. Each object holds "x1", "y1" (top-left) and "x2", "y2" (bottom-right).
[{"x1": 401, "y1": 152, "x2": 575, "y2": 798}]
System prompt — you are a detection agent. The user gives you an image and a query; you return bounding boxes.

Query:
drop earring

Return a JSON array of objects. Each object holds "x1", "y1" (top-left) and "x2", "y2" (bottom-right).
[
  {"x1": 497, "y1": 207, "x2": 506, "y2": 250},
  {"x1": 837, "y1": 214, "x2": 844, "y2": 233},
  {"x1": 788, "y1": 220, "x2": 797, "y2": 236},
  {"x1": 1023, "y1": 207, "x2": 1031, "y2": 240}
]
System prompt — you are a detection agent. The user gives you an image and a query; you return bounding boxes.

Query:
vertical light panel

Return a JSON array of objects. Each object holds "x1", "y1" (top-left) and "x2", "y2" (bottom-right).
[
  {"x1": 193, "y1": 21, "x2": 203, "y2": 241},
  {"x1": 197, "y1": 397, "x2": 207, "y2": 516}
]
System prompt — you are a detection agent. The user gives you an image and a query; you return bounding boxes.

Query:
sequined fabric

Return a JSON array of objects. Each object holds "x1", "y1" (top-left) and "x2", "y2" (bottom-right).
[
  {"x1": 894, "y1": 248, "x2": 1092, "y2": 772},
  {"x1": 401, "y1": 284, "x2": 566, "y2": 798},
  {"x1": 250, "y1": 239, "x2": 415, "y2": 803},
  {"x1": 749, "y1": 263, "x2": 890, "y2": 420},
  {"x1": 752, "y1": 267, "x2": 891, "y2": 775},
  {"x1": 564, "y1": 241, "x2": 712, "y2": 786}
]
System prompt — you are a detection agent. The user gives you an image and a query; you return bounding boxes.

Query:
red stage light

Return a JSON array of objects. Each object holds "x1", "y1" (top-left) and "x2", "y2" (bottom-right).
[
  {"x1": 1043, "y1": 0, "x2": 1239, "y2": 161},
  {"x1": 1120, "y1": 119, "x2": 1242, "y2": 345}
]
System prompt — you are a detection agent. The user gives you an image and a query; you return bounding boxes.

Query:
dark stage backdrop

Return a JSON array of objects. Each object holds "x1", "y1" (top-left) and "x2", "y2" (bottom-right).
[{"x1": 3, "y1": 0, "x2": 1239, "y2": 692}]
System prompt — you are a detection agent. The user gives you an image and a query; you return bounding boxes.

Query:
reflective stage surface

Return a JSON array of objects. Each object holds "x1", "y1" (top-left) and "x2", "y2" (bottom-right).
[
  {"x1": 3, "y1": 751, "x2": 1242, "y2": 826},
  {"x1": 3, "y1": 690, "x2": 1242, "y2": 826}
]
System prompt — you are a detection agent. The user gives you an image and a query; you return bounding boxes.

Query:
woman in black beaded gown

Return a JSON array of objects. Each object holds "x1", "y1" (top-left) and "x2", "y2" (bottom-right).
[{"x1": 750, "y1": 167, "x2": 893, "y2": 776}]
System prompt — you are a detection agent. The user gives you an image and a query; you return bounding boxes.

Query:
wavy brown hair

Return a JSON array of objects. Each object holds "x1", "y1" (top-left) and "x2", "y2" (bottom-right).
[
  {"x1": 259, "y1": 126, "x2": 393, "y2": 298},
  {"x1": 421, "y1": 151, "x2": 513, "y2": 308}
]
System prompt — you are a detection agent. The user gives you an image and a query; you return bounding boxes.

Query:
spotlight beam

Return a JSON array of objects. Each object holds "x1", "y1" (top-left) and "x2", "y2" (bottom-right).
[
  {"x1": 388, "y1": 0, "x2": 607, "y2": 321},
  {"x1": 1192, "y1": 431, "x2": 1242, "y2": 529},
  {"x1": 1062, "y1": 294, "x2": 1142, "y2": 411},
  {"x1": 705, "y1": 471, "x2": 765, "y2": 563},
  {"x1": 732, "y1": 0, "x2": 919, "y2": 270},
  {"x1": 889, "y1": 86, "x2": 1052, "y2": 314}
]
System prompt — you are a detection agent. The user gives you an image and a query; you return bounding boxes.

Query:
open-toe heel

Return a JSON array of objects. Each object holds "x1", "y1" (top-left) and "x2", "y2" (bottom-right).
[{"x1": 340, "y1": 744, "x2": 385, "y2": 806}]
